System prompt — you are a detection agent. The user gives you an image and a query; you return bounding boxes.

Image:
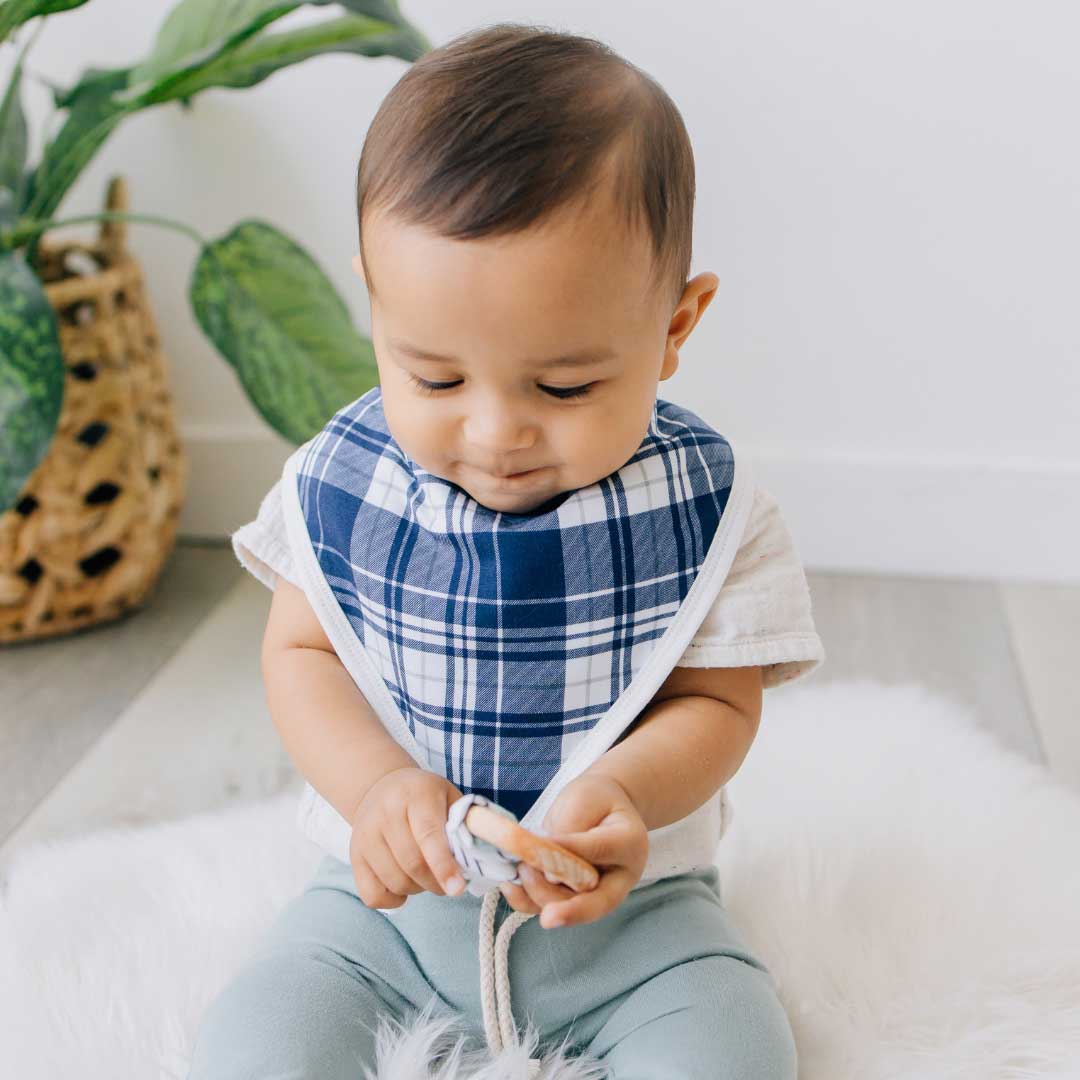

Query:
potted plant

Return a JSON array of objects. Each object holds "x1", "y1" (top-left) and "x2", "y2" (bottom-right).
[{"x1": 0, "y1": 0, "x2": 431, "y2": 643}]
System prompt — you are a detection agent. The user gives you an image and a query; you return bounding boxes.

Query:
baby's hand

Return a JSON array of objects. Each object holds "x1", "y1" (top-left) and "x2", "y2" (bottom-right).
[
  {"x1": 500, "y1": 773, "x2": 648, "y2": 929},
  {"x1": 349, "y1": 767, "x2": 467, "y2": 909}
]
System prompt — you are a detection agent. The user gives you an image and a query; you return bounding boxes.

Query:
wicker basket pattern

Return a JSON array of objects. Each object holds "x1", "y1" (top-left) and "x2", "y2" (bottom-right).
[{"x1": 0, "y1": 178, "x2": 186, "y2": 645}]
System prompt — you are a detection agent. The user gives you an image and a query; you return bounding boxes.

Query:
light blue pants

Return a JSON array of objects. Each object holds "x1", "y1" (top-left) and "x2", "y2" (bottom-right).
[{"x1": 188, "y1": 854, "x2": 797, "y2": 1079}]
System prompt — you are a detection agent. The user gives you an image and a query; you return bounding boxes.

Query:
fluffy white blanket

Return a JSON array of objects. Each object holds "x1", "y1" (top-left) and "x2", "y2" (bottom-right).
[{"x1": 2, "y1": 679, "x2": 1079, "y2": 1079}]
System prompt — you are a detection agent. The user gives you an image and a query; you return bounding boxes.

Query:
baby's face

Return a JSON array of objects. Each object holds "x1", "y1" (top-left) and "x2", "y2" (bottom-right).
[{"x1": 353, "y1": 191, "x2": 716, "y2": 514}]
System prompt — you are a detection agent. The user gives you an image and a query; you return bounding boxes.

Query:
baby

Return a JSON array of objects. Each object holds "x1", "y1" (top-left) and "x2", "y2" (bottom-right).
[{"x1": 189, "y1": 22, "x2": 823, "y2": 1080}]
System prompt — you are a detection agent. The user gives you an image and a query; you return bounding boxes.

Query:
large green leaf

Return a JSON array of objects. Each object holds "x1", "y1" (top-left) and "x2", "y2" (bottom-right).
[
  {"x1": 0, "y1": 186, "x2": 16, "y2": 229},
  {"x1": 22, "y1": 65, "x2": 133, "y2": 223},
  {"x1": 136, "y1": 12, "x2": 426, "y2": 102},
  {"x1": 119, "y1": 1, "x2": 426, "y2": 108},
  {"x1": 0, "y1": 248, "x2": 65, "y2": 512},
  {"x1": 126, "y1": 0, "x2": 301, "y2": 95},
  {"x1": 54, "y1": 2, "x2": 420, "y2": 112},
  {"x1": 190, "y1": 221, "x2": 378, "y2": 444},
  {"x1": 36, "y1": 2, "x2": 427, "y2": 219},
  {"x1": 51, "y1": 2, "x2": 299, "y2": 112},
  {"x1": 0, "y1": 0, "x2": 90, "y2": 45},
  {"x1": 0, "y1": 36, "x2": 29, "y2": 207},
  {"x1": 51, "y1": 63, "x2": 133, "y2": 111},
  {"x1": 129, "y1": 0, "x2": 407, "y2": 82}
]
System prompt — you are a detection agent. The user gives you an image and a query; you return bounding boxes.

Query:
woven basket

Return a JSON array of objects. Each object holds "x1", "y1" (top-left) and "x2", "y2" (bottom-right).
[{"x1": 0, "y1": 177, "x2": 187, "y2": 645}]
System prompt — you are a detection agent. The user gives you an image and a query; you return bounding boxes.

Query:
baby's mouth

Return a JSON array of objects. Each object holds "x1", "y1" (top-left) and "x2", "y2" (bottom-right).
[
  {"x1": 499, "y1": 467, "x2": 543, "y2": 479},
  {"x1": 466, "y1": 462, "x2": 549, "y2": 483}
]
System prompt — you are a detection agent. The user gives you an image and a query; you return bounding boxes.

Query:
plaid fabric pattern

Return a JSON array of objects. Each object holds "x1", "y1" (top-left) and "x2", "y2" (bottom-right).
[{"x1": 296, "y1": 386, "x2": 735, "y2": 820}]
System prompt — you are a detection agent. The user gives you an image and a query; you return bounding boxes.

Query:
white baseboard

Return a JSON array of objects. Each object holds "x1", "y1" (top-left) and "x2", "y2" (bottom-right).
[
  {"x1": 177, "y1": 428, "x2": 1080, "y2": 585},
  {"x1": 742, "y1": 443, "x2": 1080, "y2": 585},
  {"x1": 177, "y1": 424, "x2": 295, "y2": 541}
]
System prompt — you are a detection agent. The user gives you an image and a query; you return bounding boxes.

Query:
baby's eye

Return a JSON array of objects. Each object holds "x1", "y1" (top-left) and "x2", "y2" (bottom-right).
[
  {"x1": 408, "y1": 374, "x2": 462, "y2": 395},
  {"x1": 540, "y1": 383, "x2": 595, "y2": 399}
]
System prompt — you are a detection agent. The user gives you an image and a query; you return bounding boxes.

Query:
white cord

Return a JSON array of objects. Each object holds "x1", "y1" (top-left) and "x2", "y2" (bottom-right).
[
  {"x1": 447, "y1": 794, "x2": 542, "y2": 1075},
  {"x1": 479, "y1": 888, "x2": 540, "y2": 1074}
]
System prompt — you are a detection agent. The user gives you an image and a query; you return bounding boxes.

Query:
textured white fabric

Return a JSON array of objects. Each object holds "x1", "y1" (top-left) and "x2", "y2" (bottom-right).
[
  {"x1": 5, "y1": 681, "x2": 1080, "y2": 1079},
  {"x1": 279, "y1": 441, "x2": 759, "y2": 887},
  {"x1": 678, "y1": 486, "x2": 824, "y2": 686},
  {"x1": 231, "y1": 467, "x2": 824, "y2": 884},
  {"x1": 232, "y1": 479, "x2": 824, "y2": 688}
]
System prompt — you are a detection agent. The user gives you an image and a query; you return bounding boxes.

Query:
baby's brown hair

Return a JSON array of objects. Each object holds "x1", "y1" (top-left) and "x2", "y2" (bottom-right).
[{"x1": 356, "y1": 22, "x2": 696, "y2": 313}]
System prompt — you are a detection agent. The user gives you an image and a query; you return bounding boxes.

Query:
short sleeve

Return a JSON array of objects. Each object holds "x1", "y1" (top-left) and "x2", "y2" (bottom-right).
[
  {"x1": 230, "y1": 478, "x2": 303, "y2": 591},
  {"x1": 676, "y1": 485, "x2": 825, "y2": 688}
]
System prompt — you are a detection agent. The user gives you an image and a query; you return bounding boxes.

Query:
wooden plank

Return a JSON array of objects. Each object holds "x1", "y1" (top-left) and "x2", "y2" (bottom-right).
[
  {"x1": 803, "y1": 571, "x2": 1045, "y2": 765},
  {"x1": 0, "y1": 572, "x2": 298, "y2": 857},
  {"x1": 0, "y1": 543, "x2": 241, "y2": 848},
  {"x1": 1000, "y1": 583, "x2": 1080, "y2": 791}
]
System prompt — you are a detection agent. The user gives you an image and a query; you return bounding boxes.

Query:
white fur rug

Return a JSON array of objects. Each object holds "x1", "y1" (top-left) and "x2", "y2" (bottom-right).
[{"x1": 2, "y1": 679, "x2": 1079, "y2": 1079}]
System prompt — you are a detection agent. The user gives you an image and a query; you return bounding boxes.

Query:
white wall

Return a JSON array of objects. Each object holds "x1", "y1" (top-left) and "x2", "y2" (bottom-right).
[{"x1": 9, "y1": 0, "x2": 1079, "y2": 581}]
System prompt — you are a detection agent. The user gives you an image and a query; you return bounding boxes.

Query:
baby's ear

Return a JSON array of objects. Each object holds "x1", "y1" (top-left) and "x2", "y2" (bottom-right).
[
  {"x1": 659, "y1": 349, "x2": 680, "y2": 381},
  {"x1": 351, "y1": 253, "x2": 366, "y2": 282}
]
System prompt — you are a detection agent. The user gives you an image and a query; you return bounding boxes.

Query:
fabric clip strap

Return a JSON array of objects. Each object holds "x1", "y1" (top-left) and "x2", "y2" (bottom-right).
[{"x1": 445, "y1": 792, "x2": 524, "y2": 897}]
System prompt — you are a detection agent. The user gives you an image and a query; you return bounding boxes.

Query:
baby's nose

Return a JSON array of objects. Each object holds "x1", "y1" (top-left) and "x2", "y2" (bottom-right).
[{"x1": 462, "y1": 411, "x2": 537, "y2": 457}]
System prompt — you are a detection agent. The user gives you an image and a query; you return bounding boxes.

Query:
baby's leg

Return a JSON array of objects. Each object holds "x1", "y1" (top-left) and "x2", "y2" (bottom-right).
[
  {"x1": 187, "y1": 857, "x2": 456, "y2": 1079},
  {"x1": 582, "y1": 954, "x2": 797, "y2": 1080},
  {"x1": 186, "y1": 939, "x2": 399, "y2": 1079}
]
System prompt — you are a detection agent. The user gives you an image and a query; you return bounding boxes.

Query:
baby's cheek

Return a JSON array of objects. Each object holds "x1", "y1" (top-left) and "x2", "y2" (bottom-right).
[{"x1": 381, "y1": 394, "x2": 443, "y2": 466}]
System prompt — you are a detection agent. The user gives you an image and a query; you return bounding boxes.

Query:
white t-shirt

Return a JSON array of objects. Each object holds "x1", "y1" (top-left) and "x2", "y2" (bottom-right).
[
  {"x1": 234, "y1": 471, "x2": 825, "y2": 882},
  {"x1": 233, "y1": 479, "x2": 825, "y2": 689}
]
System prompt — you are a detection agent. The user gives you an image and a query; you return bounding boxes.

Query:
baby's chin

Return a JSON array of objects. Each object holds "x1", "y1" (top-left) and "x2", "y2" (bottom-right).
[
  {"x1": 463, "y1": 480, "x2": 567, "y2": 516},
  {"x1": 452, "y1": 465, "x2": 574, "y2": 515}
]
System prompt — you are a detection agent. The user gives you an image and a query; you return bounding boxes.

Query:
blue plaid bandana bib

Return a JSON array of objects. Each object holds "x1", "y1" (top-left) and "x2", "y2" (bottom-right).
[{"x1": 289, "y1": 386, "x2": 737, "y2": 823}]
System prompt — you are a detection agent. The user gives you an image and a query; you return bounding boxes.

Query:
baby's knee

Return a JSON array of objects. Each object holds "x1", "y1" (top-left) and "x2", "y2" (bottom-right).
[
  {"x1": 695, "y1": 955, "x2": 798, "y2": 1079},
  {"x1": 590, "y1": 953, "x2": 797, "y2": 1080},
  {"x1": 187, "y1": 945, "x2": 390, "y2": 1079}
]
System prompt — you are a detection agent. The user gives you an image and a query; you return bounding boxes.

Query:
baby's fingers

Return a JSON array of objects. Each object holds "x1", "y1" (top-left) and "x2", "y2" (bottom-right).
[
  {"x1": 352, "y1": 851, "x2": 408, "y2": 910},
  {"x1": 499, "y1": 878, "x2": 541, "y2": 914},
  {"x1": 364, "y1": 828, "x2": 425, "y2": 899},
  {"x1": 538, "y1": 867, "x2": 633, "y2": 929},
  {"x1": 517, "y1": 863, "x2": 578, "y2": 906},
  {"x1": 407, "y1": 801, "x2": 466, "y2": 897}
]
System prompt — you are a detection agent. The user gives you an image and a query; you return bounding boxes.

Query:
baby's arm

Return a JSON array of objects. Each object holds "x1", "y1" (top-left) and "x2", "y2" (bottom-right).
[
  {"x1": 263, "y1": 579, "x2": 467, "y2": 905},
  {"x1": 586, "y1": 664, "x2": 763, "y2": 830},
  {"x1": 501, "y1": 665, "x2": 762, "y2": 928},
  {"x1": 260, "y1": 578, "x2": 417, "y2": 825}
]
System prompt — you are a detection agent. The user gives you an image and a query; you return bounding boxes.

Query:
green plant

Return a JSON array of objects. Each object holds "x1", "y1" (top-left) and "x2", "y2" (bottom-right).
[{"x1": 0, "y1": 0, "x2": 432, "y2": 512}]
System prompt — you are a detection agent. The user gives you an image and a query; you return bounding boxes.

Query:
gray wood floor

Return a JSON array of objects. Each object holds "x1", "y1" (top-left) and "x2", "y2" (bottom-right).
[{"x1": 1, "y1": 540, "x2": 1077, "y2": 866}]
